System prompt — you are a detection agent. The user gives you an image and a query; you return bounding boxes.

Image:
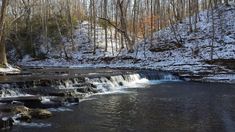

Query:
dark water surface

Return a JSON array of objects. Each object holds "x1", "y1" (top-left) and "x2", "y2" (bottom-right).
[{"x1": 12, "y1": 82, "x2": 235, "y2": 132}]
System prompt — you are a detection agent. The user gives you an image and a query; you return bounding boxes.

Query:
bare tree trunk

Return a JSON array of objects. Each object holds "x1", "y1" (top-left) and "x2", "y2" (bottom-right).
[
  {"x1": 115, "y1": 1, "x2": 119, "y2": 51},
  {"x1": 132, "y1": 0, "x2": 137, "y2": 49},
  {"x1": 188, "y1": 0, "x2": 193, "y2": 32},
  {"x1": 104, "y1": 0, "x2": 108, "y2": 52},
  {"x1": 67, "y1": 0, "x2": 75, "y2": 51},
  {"x1": 194, "y1": 0, "x2": 199, "y2": 31},
  {"x1": 150, "y1": 0, "x2": 153, "y2": 48},
  {"x1": 210, "y1": 0, "x2": 215, "y2": 60},
  {"x1": 55, "y1": 16, "x2": 70, "y2": 60},
  {"x1": 41, "y1": 0, "x2": 49, "y2": 55},
  {"x1": 118, "y1": 0, "x2": 133, "y2": 52},
  {"x1": 92, "y1": 0, "x2": 96, "y2": 54},
  {"x1": 0, "y1": 0, "x2": 9, "y2": 67}
]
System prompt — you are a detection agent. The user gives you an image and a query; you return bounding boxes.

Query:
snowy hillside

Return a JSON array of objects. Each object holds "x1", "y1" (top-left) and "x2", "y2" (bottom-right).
[{"x1": 19, "y1": 5, "x2": 235, "y2": 83}]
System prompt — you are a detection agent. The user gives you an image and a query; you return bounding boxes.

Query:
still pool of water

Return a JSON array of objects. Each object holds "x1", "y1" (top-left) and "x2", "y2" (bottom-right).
[{"x1": 12, "y1": 82, "x2": 235, "y2": 132}]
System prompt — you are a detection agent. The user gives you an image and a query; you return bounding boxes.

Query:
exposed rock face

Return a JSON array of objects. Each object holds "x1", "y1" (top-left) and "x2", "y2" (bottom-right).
[
  {"x1": 205, "y1": 59, "x2": 235, "y2": 70},
  {"x1": 149, "y1": 41, "x2": 183, "y2": 52},
  {"x1": 11, "y1": 106, "x2": 52, "y2": 120}
]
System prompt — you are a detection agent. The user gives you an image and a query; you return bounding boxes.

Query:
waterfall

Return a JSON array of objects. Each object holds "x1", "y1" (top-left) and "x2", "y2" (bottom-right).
[
  {"x1": 85, "y1": 74, "x2": 149, "y2": 92},
  {"x1": 0, "y1": 84, "x2": 31, "y2": 98},
  {"x1": 86, "y1": 71, "x2": 179, "y2": 92},
  {"x1": 0, "y1": 70, "x2": 180, "y2": 98},
  {"x1": 138, "y1": 70, "x2": 179, "y2": 80}
]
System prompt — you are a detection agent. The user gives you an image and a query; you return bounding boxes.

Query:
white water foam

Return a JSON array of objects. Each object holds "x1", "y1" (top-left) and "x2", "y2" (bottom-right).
[
  {"x1": 48, "y1": 107, "x2": 73, "y2": 112},
  {"x1": 0, "y1": 88, "x2": 33, "y2": 98},
  {"x1": 15, "y1": 122, "x2": 52, "y2": 128},
  {"x1": 41, "y1": 96, "x2": 51, "y2": 103},
  {"x1": 12, "y1": 114, "x2": 51, "y2": 128},
  {"x1": 79, "y1": 97, "x2": 97, "y2": 103},
  {"x1": 86, "y1": 73, "x2": 179, "y2": 93},
  {"x1": 86, "y1": 74, "x2": 148, "y2": 92}
]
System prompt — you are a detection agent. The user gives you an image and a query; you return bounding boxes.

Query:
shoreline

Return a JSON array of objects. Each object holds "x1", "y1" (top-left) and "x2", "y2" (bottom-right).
[{"x1": 10, "y1": 64, "x2": 235, "y2": 84}]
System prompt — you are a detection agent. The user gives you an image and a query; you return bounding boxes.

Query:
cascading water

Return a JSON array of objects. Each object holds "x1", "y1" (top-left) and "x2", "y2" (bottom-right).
[
  {"x1": 0, "y1": 69, "x2": 180, "y2": 129},
  {"x1": 0, "y1": 70, "x2": 180, "y2": 99},
  {"x1": 138, "y1": 70, "x2": 179, "y2": 80},
  {"x1": 85, "y1": 71, "x2": 180, "y2": 93},
  {"x1": 85, "y1": 74, "x2": 149, "y2": 92},
  {"x1": 0, "y1": 84, "x2": 31, "y2": 98}
]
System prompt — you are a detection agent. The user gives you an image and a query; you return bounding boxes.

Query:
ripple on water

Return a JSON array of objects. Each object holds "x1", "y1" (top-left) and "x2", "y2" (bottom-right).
[
  {"x1": 47, "y1": 107, "x2": 73, "y2": 112},
  {"x1": 14, "y1": 122, "x2": 52, "y2": 128}
]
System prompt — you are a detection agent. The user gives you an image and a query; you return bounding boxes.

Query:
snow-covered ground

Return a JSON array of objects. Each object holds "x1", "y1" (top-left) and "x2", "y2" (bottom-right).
[
  {"x1": 202, "y1": 74, "x2": 235, "y2": 83},
  {"x1": 18, "y1": 5, "x2": 235, "y2": 83},
  {"x1": 0, "y1": 65, "x2": 20, "y2": 74}
]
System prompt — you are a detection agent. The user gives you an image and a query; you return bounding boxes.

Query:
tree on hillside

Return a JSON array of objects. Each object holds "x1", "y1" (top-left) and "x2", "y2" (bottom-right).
[
  {"x1": 103, "y1": 0, "x2": 108, "y2": 52},
  {"x1": 0, "y1": 0, "x2": 234, "y2": 64},
  {"x1": 0, "y1": 0, "x2": 9, "y2": 67}
]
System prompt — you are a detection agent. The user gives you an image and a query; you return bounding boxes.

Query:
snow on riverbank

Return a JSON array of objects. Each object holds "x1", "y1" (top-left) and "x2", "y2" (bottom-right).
[
  {"x1": 18, "y1": 5, "x2": 235, "y2": 83},
  {"x1": 0, "y1": 65, "x2": 20, "y2": 74},
  {"x1": 202, "y1": 74, "x2": 235, "y2": 83}
]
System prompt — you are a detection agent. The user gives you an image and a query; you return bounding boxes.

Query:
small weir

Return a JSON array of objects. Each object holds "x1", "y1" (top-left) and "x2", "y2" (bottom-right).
[
  {"x1": 86, "y1": 71, "x2": 179, "y2": 92},
  {"x1": 0, "y1": 70, "x2": 179, "y2": 99},
  {"x1": 0, "y1": 68, "x2": 180, "y2": 129}
]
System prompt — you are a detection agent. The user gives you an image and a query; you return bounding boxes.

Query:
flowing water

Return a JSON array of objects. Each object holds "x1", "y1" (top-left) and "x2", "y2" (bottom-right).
[
  {"x1": 11, "y1": 82, "x2": 235, "y2": 132},
  {"x1": 1, "y1": 68, "x2": 235, "y2": 132}
]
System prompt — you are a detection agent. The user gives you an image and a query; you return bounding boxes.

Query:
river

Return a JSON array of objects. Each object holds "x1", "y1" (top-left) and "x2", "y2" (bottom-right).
[{"x1": 11, "y1": 80, "x2": 235, "y2": 132}]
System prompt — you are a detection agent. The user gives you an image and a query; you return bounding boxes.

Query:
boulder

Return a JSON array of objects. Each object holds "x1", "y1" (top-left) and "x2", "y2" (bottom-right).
[
  {"x1": 30, "y1": 109, "x2": 52, "y2": 119},
  {"x1": 65, "y1": 97, "x2": 79, "y2": 103},
  {"x1": 0, "y1": 117, "x2": 14, "y2": 130},
  {"x1": 76, "y1": 87, "x2": 89, "y2": 93},
  {"x1": 16, "y1": 112, "x2": 32, "y2": 123},
  {"x1": 76, "y1": 86, "x2": 99, "y2": 93},
  {"x1": 12, "y1": 106, "x2": 29, "y2": 114}
]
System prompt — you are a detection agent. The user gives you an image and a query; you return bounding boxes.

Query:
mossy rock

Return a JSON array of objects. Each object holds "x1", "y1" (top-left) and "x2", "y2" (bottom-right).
[{"x1": 30, "y1": 109, "x2": 52, "y2": 119}]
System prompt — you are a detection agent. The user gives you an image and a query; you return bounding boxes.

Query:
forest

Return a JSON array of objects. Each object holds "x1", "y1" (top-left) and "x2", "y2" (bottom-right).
[
  {"x1": 0, "y1": 0, "x2": 233, "y2": 65},
  {"x1": 0, "y1": 0, "x2": 235, "y2": 131}
]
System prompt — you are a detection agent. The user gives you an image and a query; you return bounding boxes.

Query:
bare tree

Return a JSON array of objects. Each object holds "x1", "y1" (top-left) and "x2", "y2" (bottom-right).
[
  {"x1": 0, "y1": 0, "x2": 9, "y2": 67},
  {"x1": 66, "y1": 0, "x2": 76, "y2": 51},
  {"x1": 92, "y1": 0, "x2": 96, "y2": 54},
  {"x1": 210, "y1": 0, "x2": 215, "y2": 60},
  {"x1": 104, "y1": 0, "x2": 108, "y2": 52}
]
